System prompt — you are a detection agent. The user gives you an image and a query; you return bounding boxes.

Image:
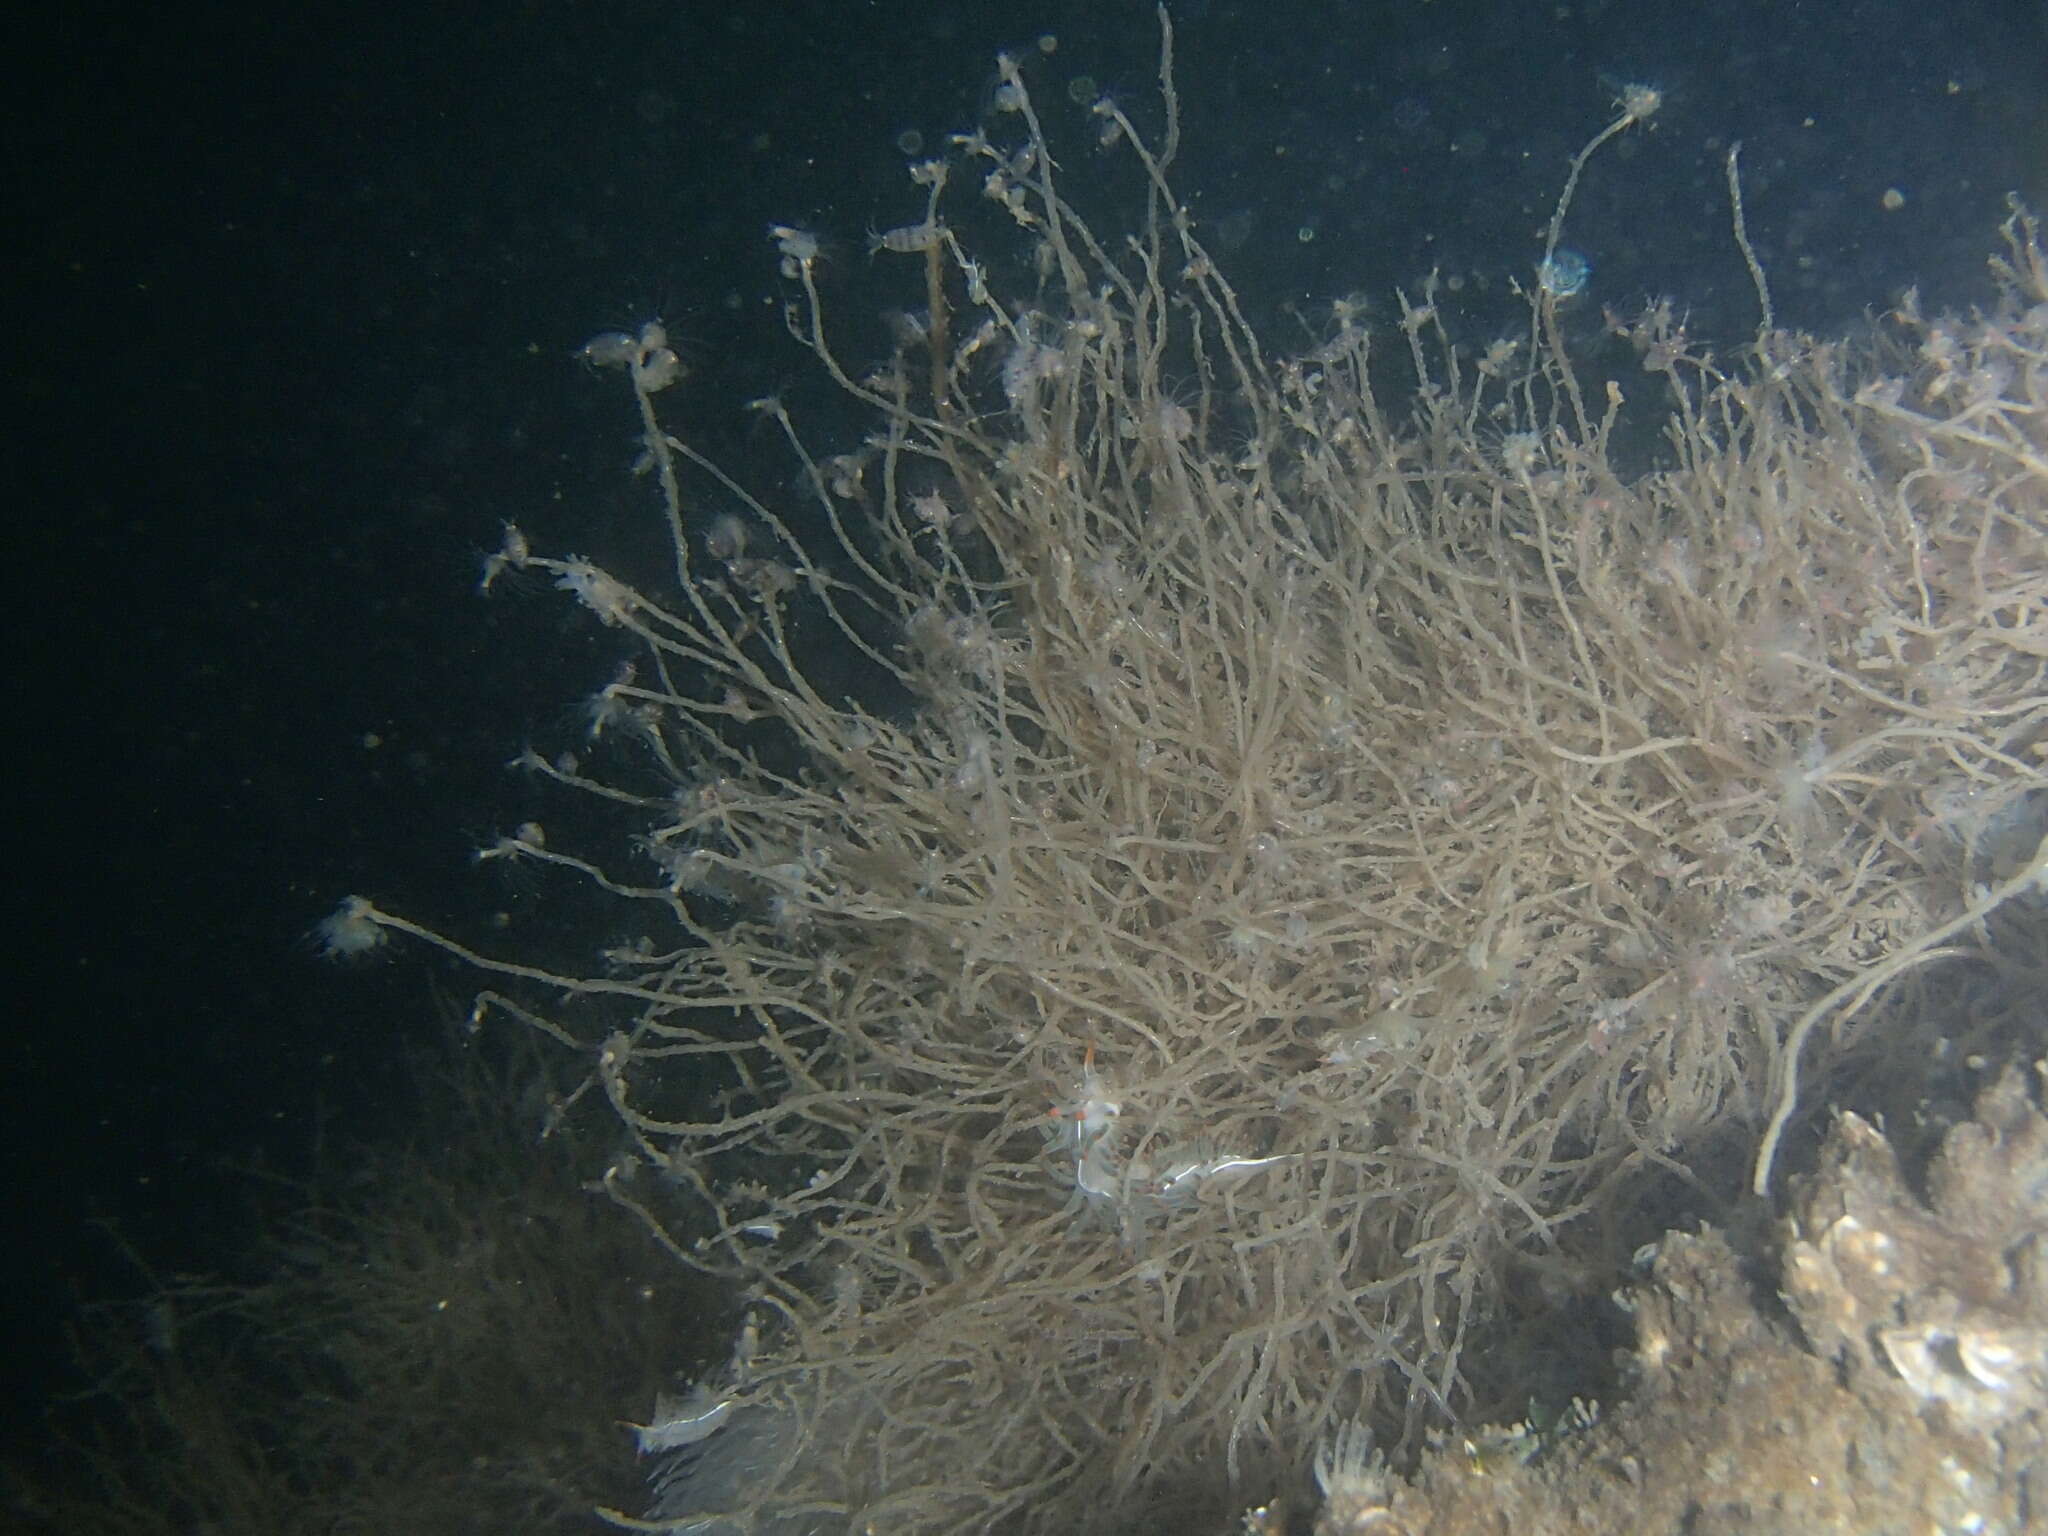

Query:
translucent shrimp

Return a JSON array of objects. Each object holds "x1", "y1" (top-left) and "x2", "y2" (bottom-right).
[
  {"x1": 867, "y1": 220, "x2": 944, "y2": 257},
  {"x1": 1050, "y1": 1044, "x2": 1121, "y2": 1145},
  {"x1": 1049, "y1": 1046, "x2": 1124, "y2": 1201}
]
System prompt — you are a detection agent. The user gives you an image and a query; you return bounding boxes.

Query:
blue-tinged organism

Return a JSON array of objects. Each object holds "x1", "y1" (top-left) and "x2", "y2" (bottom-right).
[{"x1": 1538, "y1": 246, "x2": 1590, "y2": 298}]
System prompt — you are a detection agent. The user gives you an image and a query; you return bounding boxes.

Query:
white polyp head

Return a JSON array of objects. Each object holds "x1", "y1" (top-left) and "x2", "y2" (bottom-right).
[
  {"x1": 1617, "y1": 82, "x2": 1662, "y2": 123},
  {"x1": 313, "y1": 896, "x2": 387, "y2": 960}
]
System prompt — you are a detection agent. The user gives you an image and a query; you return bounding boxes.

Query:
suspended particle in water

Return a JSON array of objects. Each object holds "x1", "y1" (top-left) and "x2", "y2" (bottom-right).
[
  {"x1": 1213, "y1": 207, "x2": 1256, "y2": 253},
  {"x1": 1537, "y1": 247, "x2": 1590, "y2": 298}
]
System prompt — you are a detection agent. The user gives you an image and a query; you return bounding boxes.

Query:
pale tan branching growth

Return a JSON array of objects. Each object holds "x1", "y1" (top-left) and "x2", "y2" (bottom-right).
[
  {"x1": 1542, "y1": 78, "x2": 1661, "y2": 283},
  {"x1": 344, "y1": 18, "x2": 2047, "y2": 1534}
]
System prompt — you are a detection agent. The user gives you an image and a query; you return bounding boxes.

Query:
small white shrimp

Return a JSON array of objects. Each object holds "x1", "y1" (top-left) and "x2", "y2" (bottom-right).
[
  {"x1": 867, "y1": 219, "x2": 945, "y2": 256},
  {"x1": 1049, "y1": 1044, "x2": 1121, "y2": 1146},
  {"x1": 1049, "y1": 1045, "x2": 1124, "y2": 1202},
  {"x1": 1146, "y1": 1150, "x2": 1295, "y2": 1203},
  {"x1": 628, "y1": 1385, "x2": 733, "y2": 1457},
  {"x1": 1074, "y1": 1123, "x2": 1123, "y2": 1203}
]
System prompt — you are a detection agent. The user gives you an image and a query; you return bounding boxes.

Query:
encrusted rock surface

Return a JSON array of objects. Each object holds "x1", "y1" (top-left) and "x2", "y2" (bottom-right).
[{"x1": 1295, "y1": 1065, "x2": 2048, "y2": 1536}]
